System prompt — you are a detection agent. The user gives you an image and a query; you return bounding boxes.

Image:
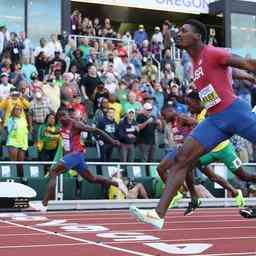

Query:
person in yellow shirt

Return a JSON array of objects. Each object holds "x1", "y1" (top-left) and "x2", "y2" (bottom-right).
[
  {"x1": 108, "y1": 94, "x2": 122, "y2": 124},
  {"x1": 0, "y1": 89, "x2": 30, "y2": 127}
]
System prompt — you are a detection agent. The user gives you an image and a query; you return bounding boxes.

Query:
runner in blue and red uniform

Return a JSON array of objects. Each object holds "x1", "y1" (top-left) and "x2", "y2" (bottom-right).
[
  {"x1": 130, "y1": 19, "x2": 256, "y2": 228},
  {"x1": 37, "y1": 108, "x2": 121, "y2": 210}
]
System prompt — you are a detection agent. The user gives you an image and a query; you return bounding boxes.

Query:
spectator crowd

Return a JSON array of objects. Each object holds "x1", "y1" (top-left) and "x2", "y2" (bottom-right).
[{"x1": 0, "y1": 11, "x2": 255, "y2": 181}]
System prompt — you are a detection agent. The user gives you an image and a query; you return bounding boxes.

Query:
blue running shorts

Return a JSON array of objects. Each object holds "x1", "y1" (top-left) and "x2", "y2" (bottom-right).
[
  {"x1": 191, "y1": 98, "x2": 256, "y2": 152},
  {"x1": 61, "y1": 151, "x2": 88, "y2": 175}
]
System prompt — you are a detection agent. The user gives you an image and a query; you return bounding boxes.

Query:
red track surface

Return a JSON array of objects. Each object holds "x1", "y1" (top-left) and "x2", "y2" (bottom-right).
[{"x1": 0, "y1": 207, "x2": 255, "y2": 256}]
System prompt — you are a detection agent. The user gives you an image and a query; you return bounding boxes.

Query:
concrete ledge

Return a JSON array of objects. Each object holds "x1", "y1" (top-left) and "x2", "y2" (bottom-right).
[{"x1": 38, "y1": 198, "x2": 256, "y2": 211}]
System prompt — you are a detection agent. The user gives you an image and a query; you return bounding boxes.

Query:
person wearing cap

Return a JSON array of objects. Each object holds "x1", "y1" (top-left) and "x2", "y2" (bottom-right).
[
  {"x1": 136, "y1": 102, "x2": 161, "y2": 162},
  {"x1": 142, "y1": 57, "x2": 158, "y2": 81},
  {"x1": 118, "y1": 108, "x2": 139, "y2": 162},
  {"x1": 134, "y1": 24, "x2": 148, "y2": 48},
  {"x1": 121, "y1": 64, "x2": 137, "y2": 84},
  {"x1": 109, "y1": 167, "x2": 148, "y2": 199},
  {"x1": 0, "y1": 72, "x2": 14, "y2": 100},
  {"x1": 151, "y1": 26, "x2": 163, "y2": 61}
]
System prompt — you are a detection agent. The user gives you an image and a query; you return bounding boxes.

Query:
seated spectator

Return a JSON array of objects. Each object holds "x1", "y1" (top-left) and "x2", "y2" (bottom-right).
[
  {"x1": 130, "y1": 49, "x2": 142, "y2": 77},
  {"x1": 34, "y1": 38, "x2": 48, "y2": 58},
  {"x1": 97, "y1": 107, "x2": 119, "y2": 161},
  {"x1": 118, "y1": 109, "x2": 138, "y2": 162},
  {"x1": 109, "y1": 168, "x2": 148, "y2": 199},
  {"x1": 6, "y1": 105, "x2": 28, "y2": 176},
  {"x1": 9, "y1": 63, "x2": 26, "y2": 87}
]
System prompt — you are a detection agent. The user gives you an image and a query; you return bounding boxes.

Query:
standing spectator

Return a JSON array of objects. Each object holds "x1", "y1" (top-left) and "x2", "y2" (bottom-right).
[
  {"x1": 0, "y1": 72, "x2": 14, "y2": 99},
  {"x1": 5, "y1": 32, "x2": 24, "y2": 64},
  {"x1": 108, "y1": 94, "x2": 122, "y2": 124},
  {"x1": 49, "y1": 51, "x2": 67, "y2": 74},
  {"x1": 134, "y1": 25, "x2": 148, "y2": 49},
  {"x1": 115, "y1": 80, "x2": 128, "y2": 105},
  {"x1": 6, "y1": 105, "x2": 28, "y2": 176},
  {"x1": 21, "y1": 57, "x2": 38, "y2": 84},
  {"x1": 80, "y1": 64, "x2": 102, "y2": 100},
  {"x1": 161, "y1": 48, "x2": 175, "y2": 71},
  {"x1": 28, "y1": 87, "x2": 52, "y2": 138},
  {"x1": 93, "y1": 17, "x2": 102, "y2": 36},
  {"x1": 0, "y1": 88, "x2": 30, "y2": 128},
  {"x1": 79, "y1": 37, "x2": 91, "y2": 60},
  {"x1": 70, "y1": 48, "x2": 87, "y2": 75},
  {"x1": 19, "y1": 31, "x2": 33, "y2": 62},
  {"x1": 122, "y1": 91, "x2": 142, "y2": 114},
  {"x1": 136, "y1": 103, "x2": 160, "y2": 162},
  {"x1": 37, "y1": 113, "x2": 60, "y2": 161},
  {"x1": 0, "y1": 23, "x2": 7, "y2": 58},
  {"x1": 34, "y1": 52, "x2": 49, "y2": 81},
  {"x1": 42, "y1": 80, "x2": 61, "y2": 113},
  {"x1": 46, "y1": 33, "x2": 63, "y2": 59},
  {"x1": 151, "y1": 26, "x2": 163, "y2": 61},
  {"x1": 70, "y1": 10, "x2": 81, "y2": 35},
  {"x1": 93, "y1": 97, "x2": 109, "y2": 126},
  {"x1": 102, "y1": 18, "x2": 116, "y2": 38},
  {"x1": 34, "y1": 38, "x2": 48, "y2": 58},
  {"x1": 142, "y1": 57, "x2": 158, "y2": 82},
  {"x1": 130, "y1": 49, "x2": 142, "y2": 77},
  {"x1": 162, "y1": 20, "x2": 172, "y2": 50},
  {"x1": 97, "y1": 107, "x2": 119, "y2": 161},
  {"x1": 121, "y1": 65, "x2": 137, "y2": 84},
  {"x1": 118, "y1": 109, "x2": 138, "y2": 162}
]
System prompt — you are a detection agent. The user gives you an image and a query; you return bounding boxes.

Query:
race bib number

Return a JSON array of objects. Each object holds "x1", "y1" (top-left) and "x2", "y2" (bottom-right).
[
  {"x1": 199, "y1": 84, "x2": 221, "y2": 109},
  {"x1": 62, "y1": 132, "x2": 70, "y2": 152}
]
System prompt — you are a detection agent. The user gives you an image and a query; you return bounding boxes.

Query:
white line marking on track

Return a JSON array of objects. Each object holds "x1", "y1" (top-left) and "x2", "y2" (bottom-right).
[
  {"x1": 0, "y1": 220, "x2": 154, "y2": 256},
  {"x1": 200, "y1": 252, "x2": 256, "y2": 256},
  {"x1": 104, "y1": 236, "x2": 256, "y2": 244},
  {"x1": 0, "y1": 243, "x2": 87, "y2": 249},
  {"x1": 1, "y1": 225, "x2": 256, "y2": 237}
]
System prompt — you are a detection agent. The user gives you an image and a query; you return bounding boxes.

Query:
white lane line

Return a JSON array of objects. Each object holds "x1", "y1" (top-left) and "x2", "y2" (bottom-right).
[
  {"x1": 0, "y1": 220, "x2": 154, "y2": 256},
  {"x1": 200, "y1": 252, "x2": 256, "y2": 256},
  {"x1": 0, "y1": 243, "x2": 87, "y2": 249},
  {"x1": 1, "y1": 225, "x2": 256, "y2": 237},
  {"x1": 104, "y1": 236, "x2": 256, "y2": 244},
  {"x1": 10, "y1": 214, "x2": 241, "y2": 221}
]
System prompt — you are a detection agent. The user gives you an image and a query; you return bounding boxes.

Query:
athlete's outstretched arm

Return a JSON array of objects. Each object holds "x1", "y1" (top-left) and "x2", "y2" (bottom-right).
[
  {"x1": 75, "y1": 122, "x2": 120, "y2": 146},
  {"x1": 232, "y1": 68, "x2": 256, "y2": 84},
  {"x1": 226, "y1": 55, "x2": 256, "y2": 77}
]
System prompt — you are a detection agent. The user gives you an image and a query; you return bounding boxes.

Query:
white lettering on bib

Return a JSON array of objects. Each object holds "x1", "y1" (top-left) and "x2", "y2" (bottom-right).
[
  {"x1": 199, "y1": 84, "x2": 221, "y2": 109},
  {"x1": 62, "y1": 132, "x2": 71, "y2": 152}
]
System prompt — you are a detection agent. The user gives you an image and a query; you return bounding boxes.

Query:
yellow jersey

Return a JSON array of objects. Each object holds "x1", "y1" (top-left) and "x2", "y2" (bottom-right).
[{"x1": 196, "y1": 109, "x2": 230, "y2": 152}]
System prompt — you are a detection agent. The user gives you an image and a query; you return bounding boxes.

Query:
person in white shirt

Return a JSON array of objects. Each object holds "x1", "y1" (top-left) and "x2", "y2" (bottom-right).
[
  {"x1": 34, "y1": 38, "x2": 48, "y2": 58},
  {"x1": 0, "y1": 73, "x2": 14, "y2": 99},
  {"x1": 46, "y1": 33, "x2": 63, "y2": 60}
]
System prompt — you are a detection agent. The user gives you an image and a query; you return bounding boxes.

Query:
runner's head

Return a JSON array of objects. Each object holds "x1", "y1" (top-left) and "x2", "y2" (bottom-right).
[
  {"x1": 161, "y1": 106, "x2": 177, "y2": 122},
  {"x1": 176, "y1": 19, "x2": 207, "y2": 49},
  {"x1": 185, "y1": 91, "x2": 203, "y2": 114}
]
